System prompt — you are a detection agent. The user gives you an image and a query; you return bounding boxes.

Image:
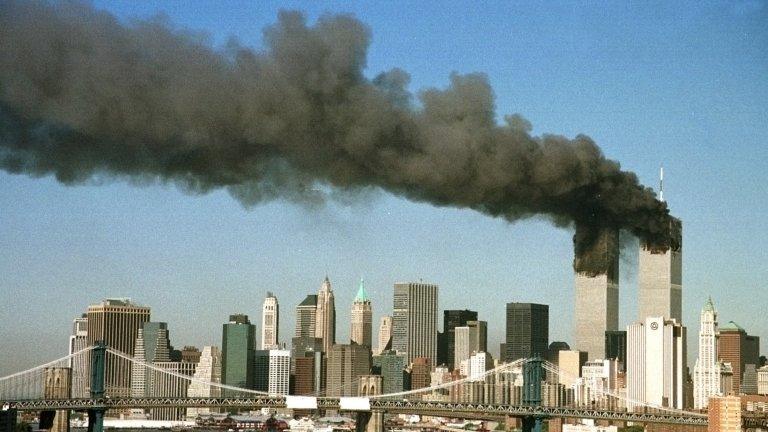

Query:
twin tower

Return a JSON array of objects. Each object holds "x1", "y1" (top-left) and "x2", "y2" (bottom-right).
[{"x1": 573, "y1": 223, "x2": 683, "y2": 359}]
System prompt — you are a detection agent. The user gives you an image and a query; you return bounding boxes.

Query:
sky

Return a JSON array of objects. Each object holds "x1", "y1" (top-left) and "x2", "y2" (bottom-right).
[{"x1": 1, "y1": 0, "x2": 767, "y2": 375}]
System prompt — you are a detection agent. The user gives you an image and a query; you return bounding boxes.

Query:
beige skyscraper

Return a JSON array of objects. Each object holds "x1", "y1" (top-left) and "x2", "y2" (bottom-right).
[
  {"x1": 376, "y1": 316, "x2": 392, "y2": 355},
  {"x1": 350, "y1": 278, "x2": 373, "y2": 347},
  {"x1": 261, "y1": 292, "x2": 279, "y2": 349},
  {"x1": 392, "y1": 282, "x2": 438, "y2": 366},
  {"x1": 573, "y1": 230, "x2": 619, "y2": 360},
  {"x1": 326, "y1": 343, "x2": 371, "y2": 396},
  {"x1": 638, "y1": 219, "x2": 683, "y2": 322},
  {"x1": 315, "y1": 276, "x2": 336, "y2": 353},
  {"x1": 68, "y1": 314, "x2": 89, "y2": 398},
  {"x1": 86, "y1": 298, "x2": 151, "y2": 397}
]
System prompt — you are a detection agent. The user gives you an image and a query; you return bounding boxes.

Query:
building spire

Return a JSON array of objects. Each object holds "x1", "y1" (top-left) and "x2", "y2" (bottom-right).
[
  {"x1": 659, "y1": 165, "x2": 664, "y2": 202},
  {"x1": 355, "y1": 277, "x2": 370, "y2": 303}
]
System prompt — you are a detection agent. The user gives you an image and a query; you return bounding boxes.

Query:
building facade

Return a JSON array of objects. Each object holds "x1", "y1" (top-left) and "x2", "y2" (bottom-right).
[
  {"x1": 326, "y1": 343, "x2": 371, "y2": 397},
  {"x1": 376, "y1": 316, "x2": 392, "y2": 355},
  {"x1": 604, "y1": 331, "x2": 626, "y2": 366},
  {"x1": 638, "y1": 219, "x2": 683, "y2": 322},
  {"x1": 261, "y1": 292, "x2": 279, "y2": 350},
  {"x1": 295, "y1": 295, "x2": 317, "y2": 338},
  {"x1": 68, "y1": 314, "x2": 89, "y2": 398},
  {"x1": 574, "y1": 229, "x2": 619, "y2": 360},
  {"x1": 454, "y1": 320, "x2": 487, "y2": 370},
  {"x1": 442, "y1": 310, "x2": 478, "y2": 370},
  {"x1": 718, "y1": 320, "x2": 761, "y2": 395},
  {"x1": 315, "y1": 277, "x2": 336, "y2": 353},
  {"x1": 372, "y1": 350, "x2": 407, "y2": 394},
  {"x1": 505, "y1": 303, "x2": 549, "y2": 362},
  {"x1": 254, "y1": 349, "x2": 290, "y2": 396},
  {"x1": 350, "y1": 278, "x2": 373, "y2": 347},
  {"x1": 392, "y1": 282, "x2": 438, "y2": 366},
  {"x1": 186, "y1": 346, "x2": 222, "y2": 419},
  {"x1": 221, "y1": 314, "x2": 256, "y2": 391},
  {"x1": 694, "y1": 297, "x2": 722, "y2": 409}
]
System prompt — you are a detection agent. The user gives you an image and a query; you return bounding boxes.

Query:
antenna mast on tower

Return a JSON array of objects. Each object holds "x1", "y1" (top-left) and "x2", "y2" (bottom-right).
[{"x1": 659, "y1": 165, "x2": 664, "y2": 202}]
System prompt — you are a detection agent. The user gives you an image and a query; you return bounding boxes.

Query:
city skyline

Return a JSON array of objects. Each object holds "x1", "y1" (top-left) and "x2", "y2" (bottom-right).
[{"x1": 1, "y1": 1, "x2": 767, "y2": 377}]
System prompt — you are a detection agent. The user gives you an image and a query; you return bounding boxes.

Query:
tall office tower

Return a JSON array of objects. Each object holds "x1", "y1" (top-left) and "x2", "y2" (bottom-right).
[
  {"x1": 392, "y1": 282, "x2": 439, "y2": 366},
  {"x1": 86, "y1": 298, "x2": 151, "y2": 397},
  {"x1": 558, "y1": 350, "x2": 588, "y2": 387},
  {"x1": 295, "y1": 295, "x2": 317, "y2": 338},
  {"x1": 443, "y1": 310, "x2": 478, "y2": 369},
  {"x1": 131, "y1": 329, "x2": 148, "y2": 397},
  {"x1": 505, "y1": 303, "x2": 549, "y2": 362},
  {"x1": 574, "y1": 229, "x2": 619, "y2": 360},
  {"x1": 326, "y1": 344, "x2": 371, "y2": 397},
  {"x1": 694, "y1": 298, "x2": 722, "y2": 409},
  {"x1": 742, "y1": 364, "x2": 758, "y2": 394},
  {"x1": 468, "y1": 352, "x2": 493, "y2": 382},
  {"x1": 261, "y1": 292, "x2": 279, "y2": 349},
  {"x1": 315, "y1": 277, "x2": 336, "y2": 353},
  {"x1": 454, "y1": 320, "x2": 488, "y2": 369},
  {"x1": 290, "y1": 336, "x2": 323, "y2": 374},
  {"x1": 221, "y1": 314, "x2": 256, "y2": 391},
  {"x1": 626, "y1": 316, "x2": 687, "y2": 410},
  {"x1": 350, "y1": 278, "x2": 373, "y2": 347},
  {"x1": 68, "y1": 314, "x2": 89, "y2": 398},
  {"x1": 410, "y1": 357, "x2": 432, "y2": 389},
  {"x1": 186, "y1": 346, "x2": 222, "y2": 420},
  {"x1": 372, "y1": 350, "x2": 407, "y2": 394},
  {"x1": 639, "y1": 219, "x2": 683, "y2": 323},
  {"x1": 294, "y1": 356, "x2": 317, "y2": 395},
  {"x1": 254, "y1": 350, "x2": 290, "y2": 395},
  {"x1": 718, "y1": 321, "x2": 761, "y2": 394},
  {"x1": 141, "y1": 322, "x2": 172, "y2": 363},
  {"x1": 376, "y1": 316, "x2": 392, "y2": 355},
  {"x1": 604, "y1": 331, "x2": 627, "y2": 366},
  {"x1": 707, "y1": 395, "x2": 742, "y2": 432}
]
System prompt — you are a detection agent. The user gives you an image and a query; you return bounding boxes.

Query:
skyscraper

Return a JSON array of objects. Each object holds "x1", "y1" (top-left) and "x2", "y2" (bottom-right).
[
  {"x1": 254, "y1": 349, "x2": 290, "y2": 396},
  {"x1": 376, "y1": 316, "x2": 392, "y2": 355},
  {"x1": 454, "y1": 320, "x2": 487, "y2": 370},
  {"x1": 372, "y1": 350, "x2": 407, "y2": 394},
  {"x1": 86, "y1": 298, "x2": 151, "y2": 397},
  {"x1": 718, "y1": 321, "x2": 761, "y2": 394},
  {"x1": 626, "y1": 316, "x2": 687, "y2": 410},
  {"x1": 295, "y1": 295, "x2": 317, "y2": 338},
  {"x1": 574, "y1": 229, "x2": 619, "y2": 360},
  {"x1": 694, "y1": 297, "x2": 722, "y2": 409},
  {"x1": 442, "y1": 310, "x2": 478, "y2": 370},
  {"x1": 186, "y1": 346, "x2": 222, "y2": 420},
  {"x1": 141, "y1": 322, "x2": 173, "y2": 363},
  {"x1": 604, "y1": 331, "x2": 627, "y2": 366},
  {"x1": 326, "y1": 343, "x2": 371, "y2": 397},
  {"x1": 68, "y1": 314, "x2": 88, "y2": 398},
  {"x1": 392, "y1": 282, "x2": 438, "y2": 366},
  {"x1": 638, "y1": 218, "x2": 683, "y2": 322},
  {"x1": 261, "y1": 292, "x2": 279, "y2": 349},
  {"x1": 350, "y1": 278, "x2": 373, "y2": 347},
  {"x1": 505, "y1": 303, "x2": 548, "y2": 362},
  {"x1": 315, "y1": 276, "x2": 336, "y2": 353},
  {"x1": 221, "y1": 314, "x2": 256, "y2": 391}
]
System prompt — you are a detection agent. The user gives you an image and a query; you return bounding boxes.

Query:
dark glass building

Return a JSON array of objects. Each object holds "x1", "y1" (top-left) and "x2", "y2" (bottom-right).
[
  {"x1": 505, "y1": 303, "x2": 549, "y2": 362},
  {"x1": 222, "y1": 314, "x2": 256, "y2": 391},
  {"x1": 441, "y1": 309, "x2": 478, "y2": 369},
  {"x1": 605, "y1": 330, "x2": 627, "y2": 365}
]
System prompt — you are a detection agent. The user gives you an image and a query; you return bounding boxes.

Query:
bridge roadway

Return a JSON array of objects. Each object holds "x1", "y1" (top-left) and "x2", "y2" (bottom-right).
[{"x1": 1, "y1": 397, "x2": 709, "y2": 426}]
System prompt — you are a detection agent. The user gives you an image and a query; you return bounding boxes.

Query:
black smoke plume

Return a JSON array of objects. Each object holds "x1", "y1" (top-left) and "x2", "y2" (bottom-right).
[{"x1": 0, "y1": 1, "x2": 678, "y2": 274}]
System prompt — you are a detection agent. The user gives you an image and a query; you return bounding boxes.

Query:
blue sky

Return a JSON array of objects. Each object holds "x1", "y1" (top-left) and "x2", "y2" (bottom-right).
[{"x1": 1, "y1": 1, "x2": 767, "y2": 374}]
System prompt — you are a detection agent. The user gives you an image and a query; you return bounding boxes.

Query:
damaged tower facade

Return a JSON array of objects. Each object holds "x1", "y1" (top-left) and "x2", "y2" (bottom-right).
[
  {"x1": 574, "y1": 229, "x2": 619, "y2": 360},
  {"x1": 638, "y1": 218, "x2": 683, "y2": 322}
]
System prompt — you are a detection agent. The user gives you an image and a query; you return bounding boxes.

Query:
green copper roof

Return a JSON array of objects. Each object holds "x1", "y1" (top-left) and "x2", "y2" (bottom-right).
[
  {"x1": 702, "y1": 296, "x2": 715, "y2": 313},
  {"x1": 720, "y1": 320, "x2": 745, "y2": 332},
  {"x1": 355, "y1": 278, "x2": 370, "y2": 303}
]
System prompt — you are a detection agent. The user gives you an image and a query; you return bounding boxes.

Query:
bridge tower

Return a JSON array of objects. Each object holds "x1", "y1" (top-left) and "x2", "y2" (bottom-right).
[
  {"x1": 356, "y1": 375, "x2": 383, "y2": 432},
  {"x1": 87, "y1": 341, "x2": 107, "y2": 432},
  {"x1": 521, "y1": 357, "x2": 545, "y2": 432}
]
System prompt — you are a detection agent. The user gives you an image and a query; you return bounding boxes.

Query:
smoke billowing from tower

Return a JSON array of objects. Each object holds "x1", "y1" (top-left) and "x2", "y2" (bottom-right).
[{"x1": 0, "y1": 1, "x2": 679, "y2": 274}]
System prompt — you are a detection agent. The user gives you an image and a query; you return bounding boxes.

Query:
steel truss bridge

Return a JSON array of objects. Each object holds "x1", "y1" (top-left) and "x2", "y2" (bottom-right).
[{"x1": 0, "y1": 343, "x2": 721, "y2": 432}]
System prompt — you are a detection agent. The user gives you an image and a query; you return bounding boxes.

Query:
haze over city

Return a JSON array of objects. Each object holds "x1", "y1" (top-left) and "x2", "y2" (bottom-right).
[{"x1": 1, "y1": 0, "x2": 767, "y2": 383}]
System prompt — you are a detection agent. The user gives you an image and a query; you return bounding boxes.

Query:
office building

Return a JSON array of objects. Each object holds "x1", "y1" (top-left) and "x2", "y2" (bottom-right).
[
  {"x1": 261, "y1": 292, "x2": 279, "y2": 349},
  {"x1": 604, "y1": 331, "x2": 627, "y2": 366},
  {"x1": 290, "y1": 336, "x2": 323, "y2": 374},
  {"x1": 442, "y1": 310, "x2": 478, "y2": 369},
  {"x1": 707, "y1": 395, "x2": 741, "y2": 432},
  {"x1": 559, "y1": 350, "x2": 588, "y2": 388},
  {"x1": 505, "y1": 303, "x2": 548, "y2": 362},
  {"x1": 638, "y1": 218, "x2": 683, "y2": 322},
  {"x1": 315, "y1": 277, "x2": 336, "y2": 353},
  {"x1": 742, "y1": 364, "x2": 758, "y2": 394},
  {"x1": 376, "y1": 316, "x2": 392, "y2": 355},
  {"x1": 410, "y1": 357, "x2": 432, "y2": 390},
  {"x1": 254, "y1": 350, "x2": 290, "y2": 396},
  {"x1": 575, "y1": 359, "x2": 620, "y2": 408},
  {"x1": 574, "y1": 229, "x2": 619, "y2": 360},
  {"x1": 221, "y1": 314, "x2": 256, "y2": 391},
  {"x1": 294, "y1": 351, "x2": 324, "y2": 396},
  {"x1": 295, "y1": 295, "x2": 317, "y2": 338},
  {"x1": 140, "y1": 322, "x2": 173, "y2": 363},
  {"x1": 547, "y1": 341, "x2": 570, "y2": 365},
  {"x1": 148, "y1": 361, "x2": 196, "y2": 420},
  {"x1": 757, "y1": 365, "x2": 768, "y2": 395},
  {"x1": 86, "y1": 298, "x2": 151, "y2": 397},
  {"x1": 181, "y1": 346, "x2": 201, "y2": 364},
  {"x1": 186, "y1": 346, "x2": 222, "y2": 420},
  {"x1": 718, "y1": 320, "x2": 760, "y2": 394},
  {"x1": 626, "y1": 316, "x2": 687, "y2": 410},
  {"x1": 326, "y1": 343, "x2": 371, "y2": 397},
  {"x1": 393, "y1": 282, "x2": 438, "y2": 366},
  {"x1": 350, "y1": 278, "x2": 373, "y2": 347},
  {"x1": 68, "y1": 314, "x2": 89, "y2": 398},
  {"x1": 694, "y1": 297, "x2": 722, "y2": 409},
  {"x1": 468, "y1": 352, "x2": 493, "y2": 382},
  {"x1": 372, "y1": 350, "x2": 407, "y2": 394},
  {"x1": 454, "y1": 320, "x2": 487, "y2": 369}
]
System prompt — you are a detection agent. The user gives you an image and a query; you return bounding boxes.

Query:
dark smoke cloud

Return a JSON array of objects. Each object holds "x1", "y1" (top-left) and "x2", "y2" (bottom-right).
[{"x1": 0, "y1": 1, "x2": 678, "y2": 274}]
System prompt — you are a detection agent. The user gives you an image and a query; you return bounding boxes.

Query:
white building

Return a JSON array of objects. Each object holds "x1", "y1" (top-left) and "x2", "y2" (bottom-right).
[
  {"x1": 186, "y1": 346, "x2": 222, "y2": 419},
  {"x1": 468, "y1": 352, "x2": 493, "y2": 382},
  {"x1": 626, "y1": 316, "x2": 687, "y2": 410},
  {"x1": 758, "y1": 365, "x2": 768, "y2": 395},
  {"x1": 261, "y1": 293, "x2": 279, "y2": 349},
  {"x1": 255, "y1": 349, "x2": 290, "y2": 396},
  {"x1": 68, "y1": 314, "x2": 88, "y2": 398},
  {"x1": 376, "y1": 316, "x2": 392, "y2": 355},
  {"x1": 575, "y1": 359, "x2": 620, "y2": 408},
  {"x1": 693, "y1": 297, "x2": 722, "y2": 409}
]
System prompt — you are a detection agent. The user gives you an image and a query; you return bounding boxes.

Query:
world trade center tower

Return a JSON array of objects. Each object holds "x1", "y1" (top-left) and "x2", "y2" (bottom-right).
[{"x1": 638, "y1": 218, "x2": 682, "y2": 322}]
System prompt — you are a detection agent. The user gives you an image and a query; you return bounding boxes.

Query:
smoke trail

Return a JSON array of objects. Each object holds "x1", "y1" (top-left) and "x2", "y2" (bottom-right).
[{"x1": 0, "y1": 1, "x2": 677, "y2": 273}]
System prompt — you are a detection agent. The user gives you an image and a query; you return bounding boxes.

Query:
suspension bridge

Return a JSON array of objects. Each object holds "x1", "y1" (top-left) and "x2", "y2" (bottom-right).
[{"x1": 0, "y1": 344, "x2": 712, "y2": 432}]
